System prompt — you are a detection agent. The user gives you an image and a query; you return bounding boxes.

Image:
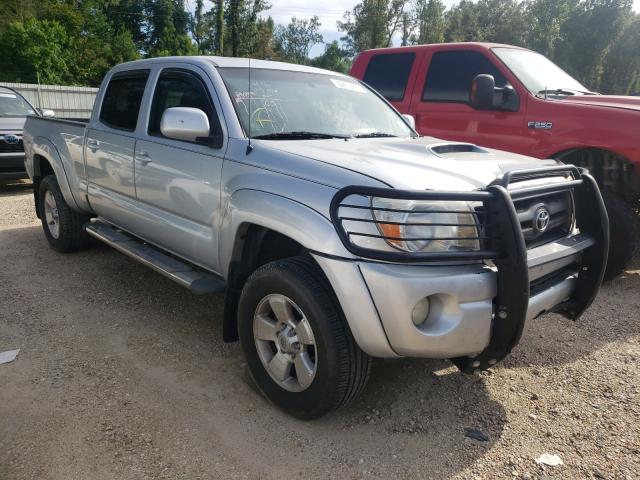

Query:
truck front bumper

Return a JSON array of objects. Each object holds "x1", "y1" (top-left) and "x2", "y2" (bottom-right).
[
  {"x1": 323, "y1": 166, "x2": 609, "y2": 370},
  {"x1": 358, "y1": 233, "x2": 594, "y2": 359}
]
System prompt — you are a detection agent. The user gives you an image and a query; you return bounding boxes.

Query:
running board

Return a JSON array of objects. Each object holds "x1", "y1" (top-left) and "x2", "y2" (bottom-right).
[{"x1": 85, "y1": 221, "x2": 225, "y2": 295}]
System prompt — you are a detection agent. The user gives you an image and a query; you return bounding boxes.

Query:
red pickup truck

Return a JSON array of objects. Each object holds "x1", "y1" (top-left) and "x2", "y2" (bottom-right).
[{"x1": 351, "y1": 42, "x2": 639, "y2": 279}]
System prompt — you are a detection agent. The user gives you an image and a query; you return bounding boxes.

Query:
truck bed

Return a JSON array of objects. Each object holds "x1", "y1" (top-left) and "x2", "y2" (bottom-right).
[{"x1": 23, "y1": 115, "x2": 90, "y2": 212}]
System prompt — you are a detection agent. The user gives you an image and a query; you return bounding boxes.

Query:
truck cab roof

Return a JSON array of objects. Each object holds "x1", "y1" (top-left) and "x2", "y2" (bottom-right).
[
  {"x1": 359, "y1": 42, "x2": 532, "y2": 55},
  {"x1": 113, "y1": 56, "x2": 344, "y2": 77}
]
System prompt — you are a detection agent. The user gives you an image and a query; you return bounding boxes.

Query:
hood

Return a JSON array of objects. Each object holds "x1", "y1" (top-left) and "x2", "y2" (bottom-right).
[
  {"x1": 261, "y1": 136, "x2": 557, "y2": 191},
  {"x1": 0, "y1": 116, "x2": 27, "y2": 133},
  {"x1": 558, "y1": 95, "x2": 640, "y2": 112}
]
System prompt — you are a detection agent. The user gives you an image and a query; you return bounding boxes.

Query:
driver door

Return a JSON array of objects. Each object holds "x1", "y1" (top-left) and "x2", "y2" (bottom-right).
[
  {"x1": 133, "y1": 66, "x2": 227, "y2": 272},
  {"x1": 410, "y1": 49, "x2": 527, "y2": 153}
]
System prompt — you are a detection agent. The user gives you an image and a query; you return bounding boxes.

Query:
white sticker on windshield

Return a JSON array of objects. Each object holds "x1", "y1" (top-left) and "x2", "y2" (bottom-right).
[
  {"x1": 0, "y1": 93, "x2": 17, "y2": 98},
  {"x1": 330, "y1": 78, "x2": 366, "y2": 93}
]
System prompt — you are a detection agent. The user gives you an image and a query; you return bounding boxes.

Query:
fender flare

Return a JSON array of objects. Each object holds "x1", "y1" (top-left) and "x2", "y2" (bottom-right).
[
  {"x1": 219, "y1": 188, "x2": 353, "y2": 278},
  {"x1": 31, "y1": 137, "x2": 80, "y2": 211},
  {"x1": 219, "y1": 188, "x2": 396, "y2": 357}
]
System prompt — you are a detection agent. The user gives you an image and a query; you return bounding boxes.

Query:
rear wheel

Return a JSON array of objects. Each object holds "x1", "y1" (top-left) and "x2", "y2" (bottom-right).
[
  {"x1": 38, "y1": 175, "x2": 90, "y2": 252},
  {"x1": 238, "y1": 256, "x2": 371, "y2": 419}
]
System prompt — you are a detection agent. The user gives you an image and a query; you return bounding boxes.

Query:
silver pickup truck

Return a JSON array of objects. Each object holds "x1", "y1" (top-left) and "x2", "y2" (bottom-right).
[{"x1": 23, "y1": 57, "x2": 609, "y2": 419}]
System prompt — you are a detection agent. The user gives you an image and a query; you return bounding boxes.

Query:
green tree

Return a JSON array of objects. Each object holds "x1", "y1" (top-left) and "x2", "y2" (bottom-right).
[
  {"x1": 190, "y1": 0, "x2": 210, "y2": 53},
  {"x1": 145, "y1": 0, "x2": 197, "y2": 57},
  {"x1": 215, "y1": 0, "x2": 224, "y2": 55},
  {"x1": 311, "y1": 41, "x2": 352, "y2": 73},
  {"x1": 224, "y1": 0, "x2": 271, "y2": 57},
  {"x1": 444, "y1": 0, "x2": 481, "y2": 41},
  {"x1": 104, "y1": 0, "x2": 148, "y2": 52},
  {"x1": 0, "y1": 18, "x2": 72, "y2": 84},
  {"x1": 413, "y1": 0, "x2": 446, "y2": 44},
  {"x1": 338, "y1": 0, "x2": 410, "y2": 56},
  {"x1": 601, "y1": 14, "x2": 640, "y2": 94},
  {"x1": 554, "y1": 0, "x2": 633, "y2": 90},
  {"x1": 475, "y1": 0, "x2": 528, "y2": 45},
  {"x1": 524, "y1": 0, "x2": 578, "y2": 57},
  {"x1": 273, "y1": 16, "x2": 323, "y2": 64},
  {"x1": 400, "y1": 11, "x2": 413, "y2": 45}
]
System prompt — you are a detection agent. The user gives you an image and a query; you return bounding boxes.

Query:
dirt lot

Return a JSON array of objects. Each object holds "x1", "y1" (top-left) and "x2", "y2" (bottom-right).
[{"x1": 1, "y1": 180, "x2": 639, "y2": 480}]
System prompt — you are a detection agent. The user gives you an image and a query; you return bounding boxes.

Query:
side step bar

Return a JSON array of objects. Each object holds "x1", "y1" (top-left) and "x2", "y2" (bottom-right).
[{"x1": 85, "y1": 220, "x2": 225, "y2": 295}]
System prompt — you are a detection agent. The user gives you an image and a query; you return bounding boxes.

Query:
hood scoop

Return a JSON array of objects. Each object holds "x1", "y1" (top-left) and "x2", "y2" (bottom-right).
[{"x1": 429, "y1": 142, "x2": 489, "y2": 157}]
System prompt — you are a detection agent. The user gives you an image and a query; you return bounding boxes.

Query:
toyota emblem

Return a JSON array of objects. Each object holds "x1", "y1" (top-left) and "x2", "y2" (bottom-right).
[{"x1": 534, "y1": 206, "x2": 551, "y2": 233}]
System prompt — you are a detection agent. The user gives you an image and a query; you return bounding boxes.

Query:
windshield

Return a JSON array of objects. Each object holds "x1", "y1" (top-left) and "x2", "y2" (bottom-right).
[
  {"x1": 218, "y1": 68, "x2": 414, "y2": 139},
  {"x1": 492, "y1": 47, "x2": 590, "y2": 95},
  {"x1": 0, "y1": 91, "x2": 36, "y2": 116}
]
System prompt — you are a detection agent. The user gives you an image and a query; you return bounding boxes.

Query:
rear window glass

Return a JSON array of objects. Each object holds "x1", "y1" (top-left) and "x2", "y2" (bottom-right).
[
  {"x1": 99, "y1": 70, "x2": 149, "y2": 131},
  {"x1": 422, "y1": 51, "x2": 506, "y2": 103},
  {"x1": 363, "y1": 52, "x2": 415, "y2": 101}
]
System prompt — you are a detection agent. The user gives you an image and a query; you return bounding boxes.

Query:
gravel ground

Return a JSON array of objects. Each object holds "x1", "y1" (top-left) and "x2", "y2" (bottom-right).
[{"x1": 1, "y1": 180, "x2": 639, "y2": 480}]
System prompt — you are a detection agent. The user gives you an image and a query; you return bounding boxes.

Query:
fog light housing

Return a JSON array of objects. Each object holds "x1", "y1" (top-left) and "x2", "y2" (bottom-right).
[{"x1": 411, "y1": 297, "x2": 431, "y2": 327}]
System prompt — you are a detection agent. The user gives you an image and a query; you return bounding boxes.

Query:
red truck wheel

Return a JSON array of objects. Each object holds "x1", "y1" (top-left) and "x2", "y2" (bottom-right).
[{"x1": 602, "y1": 194, "x2": 638, "y2": 280}]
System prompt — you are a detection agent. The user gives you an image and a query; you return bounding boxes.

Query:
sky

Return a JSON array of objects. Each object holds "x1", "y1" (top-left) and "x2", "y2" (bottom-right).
[{"x1": 195, "y1": 0, "x2": 640, "y2": 57}]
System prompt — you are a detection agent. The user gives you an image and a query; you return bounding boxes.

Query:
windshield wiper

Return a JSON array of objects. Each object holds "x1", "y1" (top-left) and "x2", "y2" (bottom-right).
[
  {"x1": 353, "y1": 132, "x2": 398, "y2": 138},
  {"x1": 252, "y1": 131, "x2": 350, "y2": 140},
  {"x1": 538, "y1": 88, "x2": 578, "y2": 96},
  {"x1": 538, "y1": 88, "x2": 598, "y2": 97}
]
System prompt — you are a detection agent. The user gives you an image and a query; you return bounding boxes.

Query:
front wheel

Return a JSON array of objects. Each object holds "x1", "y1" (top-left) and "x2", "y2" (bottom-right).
[
  {"x1": 38, "y1": 175, "x2": 90, "y2": 253},
  {"x1": 238, "y1": 256, "x2": 371, "y2": 419},
  {"x1": 602, "y1": 194, "x2": 638, "y2": 280}
]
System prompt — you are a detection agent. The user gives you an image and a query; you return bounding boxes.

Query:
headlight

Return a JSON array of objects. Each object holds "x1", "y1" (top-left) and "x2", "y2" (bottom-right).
[{"x1": 371, "y1": 198, "x2": 481, "y2": 253}]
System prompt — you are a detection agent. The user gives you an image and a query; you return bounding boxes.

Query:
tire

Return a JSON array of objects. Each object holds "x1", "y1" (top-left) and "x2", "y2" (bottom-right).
[
  {"x1": 238, "y1": 255, "x2": 371, "y2": 419},
  {"x1": 602, "y1": 193, "x2": 638, "y2": 281},
  {"x1": 38, "y1": 174, "x2": 90, "y2": 253}
]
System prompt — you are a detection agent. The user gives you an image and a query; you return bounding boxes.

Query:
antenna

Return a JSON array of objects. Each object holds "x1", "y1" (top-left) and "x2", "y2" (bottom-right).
[{"x1": 246, "y1": 56, "x2": 253, "y2": 155}]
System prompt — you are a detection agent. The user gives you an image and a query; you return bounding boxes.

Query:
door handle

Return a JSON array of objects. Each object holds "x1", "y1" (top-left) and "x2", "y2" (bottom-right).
[
  {"x1": 87, "y1": 139, "x2": 99, "y2": 152},
  {"x1": 136, "y1": 151, "x2": 152, "y2": 166}
]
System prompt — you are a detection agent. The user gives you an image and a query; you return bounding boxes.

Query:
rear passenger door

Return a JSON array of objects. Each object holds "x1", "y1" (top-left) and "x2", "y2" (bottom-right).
[
  {"x1": 361, "y1": 51, "x2": 417, "y2": 113},
  {"x1": 85, "y1": 69, "x2": 149, "y2": 227},
  {"x1": 410, "y1": 49, "x2": 526, "y2": 152},
  {"x1": 133, "y1": 66, "x2": 226, "y2": 272}
]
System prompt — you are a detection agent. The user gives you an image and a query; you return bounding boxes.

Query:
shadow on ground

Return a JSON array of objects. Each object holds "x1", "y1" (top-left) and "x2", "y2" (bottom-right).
[
  {"x1": 0, "y1": 225, "x2": 504, "y2": 479},
  {"x1": 0, "y1": 179, "x2": 31, "y2": 196}
]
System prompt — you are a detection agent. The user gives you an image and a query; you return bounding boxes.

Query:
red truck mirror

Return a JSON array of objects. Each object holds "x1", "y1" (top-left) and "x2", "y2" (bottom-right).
[
  {"x1": 470, "y1": 74, "x2": 496, "y2": 110},
  {"x1": 470, "y1": 75, "x2": 519, "y2": 112}
]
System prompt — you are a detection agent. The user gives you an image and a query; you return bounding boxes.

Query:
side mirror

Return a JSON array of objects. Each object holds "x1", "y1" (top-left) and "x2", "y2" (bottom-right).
[
  {"x1": 470, "y1": 74, "x2": 496, "y2": 110},
  {"x1": 160, "y1": 107, "x2": 210, "y2": 143},
  {"x1": 470, "y1": 74, "x2": 519, "y2": 112},
  {"x1": 402, "y1": 114, "x2": 416, "y2": 130},
  {"x1": 40, "y1": 109, "x2": 55, "y2": 117}
]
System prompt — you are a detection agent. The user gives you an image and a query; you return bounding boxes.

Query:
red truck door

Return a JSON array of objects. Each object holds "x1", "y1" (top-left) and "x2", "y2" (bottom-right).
[{"x1": 408, "y1": 49, "x2": 528, "y2": 153}]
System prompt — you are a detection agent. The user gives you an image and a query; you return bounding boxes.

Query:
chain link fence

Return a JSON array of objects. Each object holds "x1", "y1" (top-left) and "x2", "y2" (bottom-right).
[{"x1": 0, "y1": 82, "x2": 98, "y2": 120}]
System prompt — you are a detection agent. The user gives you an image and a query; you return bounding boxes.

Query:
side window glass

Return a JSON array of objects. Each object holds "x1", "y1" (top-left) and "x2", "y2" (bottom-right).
[
  {"x1": 149, "y1": 69, "x2": 221, "y2": 142},
  {"x1": 363, "y1": 52, "x2": 415, "y2": 101},
  {"x1": 99, "y1": 70, "x2": 149, "y2": 131},
  {"x1": 422, "y1": 51, "x2": 507, "y2": 103}
]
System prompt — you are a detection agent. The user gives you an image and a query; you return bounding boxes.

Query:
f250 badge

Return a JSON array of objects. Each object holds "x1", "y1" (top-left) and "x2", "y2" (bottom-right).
[{"x1": 528, "y1": 121, "x2": 553, "y2": 130}]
